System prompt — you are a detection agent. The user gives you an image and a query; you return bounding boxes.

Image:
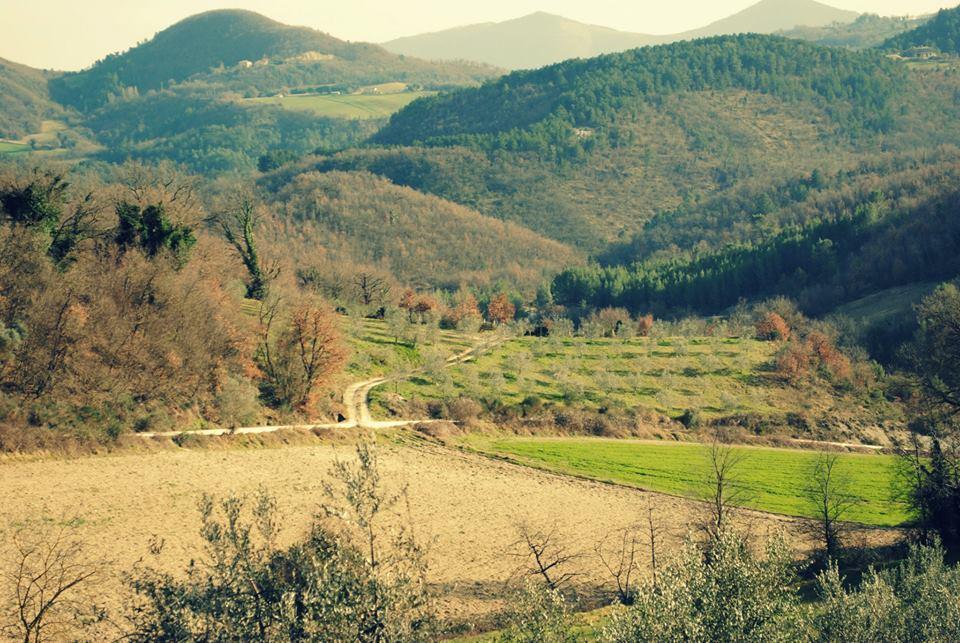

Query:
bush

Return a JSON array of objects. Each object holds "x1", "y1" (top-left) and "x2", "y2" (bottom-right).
[
  {"x1": 776, "y1": 340, "x2": 813, "y2": 381},
  {"x1": 214, "y1": 375, "x2": 262, "y2": 428},
  {"x1": 679, "y1": 408, "x2": 702, "y2": 429},
  {"x1": 636, "y1": 314, "x2": 654, "y2": 337},
  {"x1": 603, "y1": 532, "x2": 802, "y2": 643},
  {"x1": 445, "y1": 397, "x2": 483, "y2": 424},
  {"x1": 499, "y1": 580, "x2": 574, "y2": 643},
  {"x1": 814, "y1": 541, "x2": 960, "y2": 642}
]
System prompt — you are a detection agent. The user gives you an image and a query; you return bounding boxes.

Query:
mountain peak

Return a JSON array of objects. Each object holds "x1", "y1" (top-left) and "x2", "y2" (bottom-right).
[{"x1": 383, "y1": 0, "x2": 859, "y2": 70}]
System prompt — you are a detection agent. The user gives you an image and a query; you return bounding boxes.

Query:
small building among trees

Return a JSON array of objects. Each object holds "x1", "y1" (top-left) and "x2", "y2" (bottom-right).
[{"x1": 903, "y1": 46, "x2": 940, "y2": 60}]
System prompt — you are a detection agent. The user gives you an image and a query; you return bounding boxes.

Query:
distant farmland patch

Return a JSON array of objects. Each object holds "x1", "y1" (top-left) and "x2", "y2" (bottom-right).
[
  {"x1": 245, "y1": 91, "x2": 435, "y2": 119},
  {"x1": 466, "y1": 437, "x2": 909, "y2": 527},
  {"x1": 0, "y1": 141, "x2": 29, "y2": 154}
]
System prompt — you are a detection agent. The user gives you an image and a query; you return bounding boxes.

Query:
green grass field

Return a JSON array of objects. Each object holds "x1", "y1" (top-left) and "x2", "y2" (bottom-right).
[
  {"x1": 370, "y1": 335, "x2": 895, "y2": 423},
  {"x1": 831, "y1": 282, "x2": 937, "y2": 326},
  {"x1": 245, "y1": 91, "x2": 435, "y2": 119},
  {"x1": 0, "y1": 141, "x2": 29, "y2": 154},
  {"x1": 464, "y1": 437, "x2": 908, "y2": 527}
]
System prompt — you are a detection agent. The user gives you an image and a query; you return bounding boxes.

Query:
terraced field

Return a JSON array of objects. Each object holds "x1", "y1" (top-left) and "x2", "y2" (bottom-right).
[
  {"x1": 370, "y1": 334, "x2": 898, "y2": 426},
  {"x1": 464, "y1": 436, "x2": 909, "y2": 527},
  {"x1": 345, "y1": 317, "x2": 479, "y2": 379}
]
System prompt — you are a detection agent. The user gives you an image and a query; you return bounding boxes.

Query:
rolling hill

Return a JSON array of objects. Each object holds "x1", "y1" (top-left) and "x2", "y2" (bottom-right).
[
  {"x1": 49, "y1": 9, "x2": 498, "y2": 112},
  {"x1": 884, "y1": 5, "x2": 960, "y2": 54},
  {"x1": 0, "y1": 57, "x2": 67, "y2": 139},
  {"x1": 33, "y1": 9, "x2": 499, "y2": 172},
  {"x1": 382, "y1": 0, "x2": 859, "y2": 69},
  {"x1": 261, "y1": 169, "x2": 583, "y2": 292}
]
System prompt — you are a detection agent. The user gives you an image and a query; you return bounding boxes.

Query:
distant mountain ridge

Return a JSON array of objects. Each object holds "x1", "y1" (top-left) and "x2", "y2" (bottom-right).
[
  {"x1": 382, "y1": 12, "x2": 659, "y2": 71},
  {"x1": 383, "y1": 0, "x2": 860, "y2": 69}
]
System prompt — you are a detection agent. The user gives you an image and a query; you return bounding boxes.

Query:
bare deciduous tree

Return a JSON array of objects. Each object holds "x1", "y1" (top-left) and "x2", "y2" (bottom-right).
[
  {"x1": 702, "y1": 437, "x2": 749, "y2": 543},
  {"x1": 596, "y1": 523, "x2": 641, "y2": 605},
  {"x1": 509, "y1": 522, "x2": 581, "y2": 591},
  {"x1": 804, "y1": 452, "x2": 857, "y2": 564},
  {"x1": 1, "y1": 524, "x2": 108, "y2": 642},
  {"x1": 256, "y1": 297, "x2": 346, "y2": 410},
  {"x1": 646, "y1": 505, "x2": 661, "y2": 591},
  {"x1": 353, "y1": 272, "x2": 390, "y2": 308}
]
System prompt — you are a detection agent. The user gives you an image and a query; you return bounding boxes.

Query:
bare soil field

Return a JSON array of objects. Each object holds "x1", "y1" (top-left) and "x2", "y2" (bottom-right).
[{"x1": 0, "y1": 436, "x2": 899, "y2": 629}]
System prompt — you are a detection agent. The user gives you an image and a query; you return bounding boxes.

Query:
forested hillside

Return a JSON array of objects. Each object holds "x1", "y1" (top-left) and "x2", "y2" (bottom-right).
[
  {"x1": 884, "y1": 5, "x2": 960, "y2": 53},
  {"x1": 85, "y1": 91, "x2": 381, "y2": 173},
  {"x1": 0, "y1": 58, "x2": 67, "y2": 140},
  {"x1": 374, "y1": 35, "x2": 904, "y2": 146},
  {"x1": 312, "y1": 35, "x2": 960, "y2": 251},
  {"x1": 28, "y1": 10, "x2": 496, "y2": 172},
  {"x1": 552, "y1": 155, "x2": 960, "y2": 318}
]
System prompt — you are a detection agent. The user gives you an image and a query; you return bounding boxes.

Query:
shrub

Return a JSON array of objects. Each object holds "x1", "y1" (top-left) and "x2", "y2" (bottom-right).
[
  {"x1": 499, "y1": 580, "x2": 574, "y2": 643},
  {"x1": 445, "y1": 397, "x2": 483, "y2": 423},
  {"x1": 128, "y1": 441, "x2": 434, "y2": 641},
  {"x1": 636, "y1": 314, "x2": 655, "y2": 337},
  {"x1": 679, "y1": 408, "x2": 702, "y2": 429},
  {"x1": 776, "y1": 340, "x2": 813, "y2": 381},
  {"x1": 214, "y1": 375, "x2": 262, "y2": 428},
  {"x1": 756, "y1": 312, "x2": 791, "y2": 341},
  {"x1": 586, "y1": 307, "x2": 634, "y2": 338},
  {"x1": 814, "y1": 542, "x2": 960, "y2": 642}
]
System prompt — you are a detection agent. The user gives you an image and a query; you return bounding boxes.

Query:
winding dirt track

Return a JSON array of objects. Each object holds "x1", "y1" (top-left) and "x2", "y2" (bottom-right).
[{"x1": 137, "y1": 336, "x2": 504, "y2": 438}]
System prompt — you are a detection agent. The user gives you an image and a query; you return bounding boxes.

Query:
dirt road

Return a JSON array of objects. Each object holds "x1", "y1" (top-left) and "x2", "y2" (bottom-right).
[{"x1": 137, "y1": 335, "x2": 503, "y2": 438}]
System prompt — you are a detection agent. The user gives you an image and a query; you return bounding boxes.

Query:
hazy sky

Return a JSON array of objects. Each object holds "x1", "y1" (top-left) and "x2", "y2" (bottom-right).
[{"x1": 2, "y1": 0, "x2": 955, "y2": 70}]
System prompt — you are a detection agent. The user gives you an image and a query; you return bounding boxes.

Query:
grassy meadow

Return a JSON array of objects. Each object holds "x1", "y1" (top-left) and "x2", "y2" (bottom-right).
[
  {"x1": 369, "y1": 334, "x2": 895, "y2": 424},
  {"x1": 832, "y1": 282, "x2": 937, "y2": 326},
  {"x1": 464, "y1": 437, "x2": 909, "y2": 527},
  {"x1": 245, "y1": 91, "x2": 435, "y2": 119}
]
